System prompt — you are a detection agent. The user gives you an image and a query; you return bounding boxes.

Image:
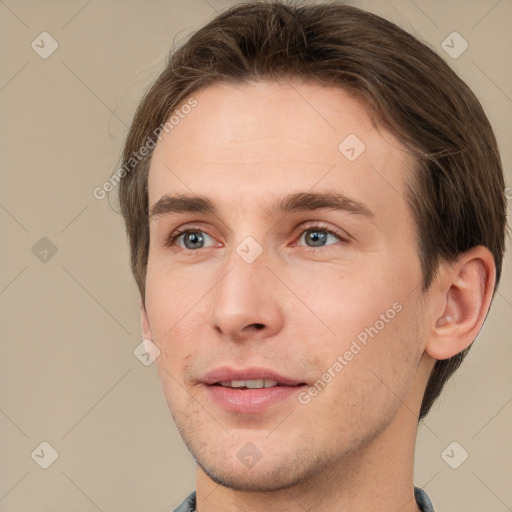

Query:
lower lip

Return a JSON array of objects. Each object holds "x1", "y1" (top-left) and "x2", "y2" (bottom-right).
[{"x1": 205, "y1": 384, "x2": 305, "y2": 413}]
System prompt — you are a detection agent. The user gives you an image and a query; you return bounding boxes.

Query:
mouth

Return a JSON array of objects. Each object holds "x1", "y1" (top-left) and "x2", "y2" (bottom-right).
[
  {"x1": 202, "y1": 366, "x2": 306, "y2": 386},
  {"x1": 201, "y1": 367, "x2": 308, "y2": 413}
]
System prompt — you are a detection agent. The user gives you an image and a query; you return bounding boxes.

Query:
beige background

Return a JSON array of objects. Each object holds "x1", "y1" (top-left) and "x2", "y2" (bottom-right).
[{"x1": 0, "y1": 0, "x2": 511, "y2": 511}]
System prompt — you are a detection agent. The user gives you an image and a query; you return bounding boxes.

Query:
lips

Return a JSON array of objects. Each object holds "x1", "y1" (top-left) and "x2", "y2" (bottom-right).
[
  {"x1": 200, "y1": 366, "x2": 307, "y2": 413},
  {"x1": 201, "y1": 366, "x2": 305, "y2": 387}
]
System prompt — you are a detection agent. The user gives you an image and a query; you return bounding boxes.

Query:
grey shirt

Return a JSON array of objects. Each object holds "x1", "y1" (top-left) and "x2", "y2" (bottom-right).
[{"x1": 173, "y1": 487, "x2": 435, "y2": 511}]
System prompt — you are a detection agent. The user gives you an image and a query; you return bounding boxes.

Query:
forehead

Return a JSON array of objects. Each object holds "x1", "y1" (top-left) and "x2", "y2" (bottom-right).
[{"x1": 148, "y1": 80, "x2": 414, "y2": 219}]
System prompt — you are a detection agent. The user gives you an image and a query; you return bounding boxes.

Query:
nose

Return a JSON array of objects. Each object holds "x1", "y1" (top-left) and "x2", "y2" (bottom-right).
[{"x1": 209, "y1": 244, "x2": 285, "y2": 343}]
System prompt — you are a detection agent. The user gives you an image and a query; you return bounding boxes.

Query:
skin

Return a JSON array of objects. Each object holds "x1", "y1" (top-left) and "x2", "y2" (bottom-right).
[{"x1": 140, "y1": 81, "x2": 495, "y2": 511}]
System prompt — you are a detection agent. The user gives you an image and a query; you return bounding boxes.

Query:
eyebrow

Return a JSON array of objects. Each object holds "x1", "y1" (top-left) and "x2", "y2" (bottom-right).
[{"x1": 149, "y1": 191, "x2": 374, "y2": 220}]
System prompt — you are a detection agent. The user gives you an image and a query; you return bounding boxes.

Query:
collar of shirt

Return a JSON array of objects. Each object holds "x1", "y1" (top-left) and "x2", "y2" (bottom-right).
[{"x1": 173, "y1": 487, "x2": 435, "y2": 511}]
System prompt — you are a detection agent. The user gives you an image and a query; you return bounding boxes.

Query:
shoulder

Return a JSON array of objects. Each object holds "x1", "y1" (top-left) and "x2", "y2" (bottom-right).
[
  {"x1": 173, "y1": 490, "x2": 196, "y2": 512},
  {"x1": 414, "y1": 486, "x2": 435, "y2": 512}
]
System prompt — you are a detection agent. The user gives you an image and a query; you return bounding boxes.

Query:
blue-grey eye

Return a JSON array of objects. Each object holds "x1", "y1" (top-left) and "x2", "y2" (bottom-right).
[
  {"x1": 177, "y1": 230, "x2": 215, "y2": 250},
  {"x1": 299, "y1": 229, "x2": 339, "y2": 247}
]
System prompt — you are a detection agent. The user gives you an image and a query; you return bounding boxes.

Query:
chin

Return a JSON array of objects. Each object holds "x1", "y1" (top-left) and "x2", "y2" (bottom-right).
[
  {"x1": 183, "y1": 429, "x2": 335, "y2": 493},
  {"x1": 197, "y1": 458, "x2": 311, "y2": 492}
]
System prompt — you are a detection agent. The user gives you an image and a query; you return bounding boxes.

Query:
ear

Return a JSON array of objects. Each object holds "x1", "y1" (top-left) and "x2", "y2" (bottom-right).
[
  {"x1": 140, "y1": 301, "x2": 153, "y2": 341},
  {"x1": 425, "y1": 246, "x2": 496, "y2": 360}
]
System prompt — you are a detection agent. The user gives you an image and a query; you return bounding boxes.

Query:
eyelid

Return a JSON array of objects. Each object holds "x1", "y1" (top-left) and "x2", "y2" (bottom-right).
[{"x1": 292, "y1": 221, "x2": 351, "y2": 245}]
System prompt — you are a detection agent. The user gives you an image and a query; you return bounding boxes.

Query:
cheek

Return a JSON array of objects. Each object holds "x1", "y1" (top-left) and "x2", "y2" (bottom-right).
[
  {"x1": 285, "y1": 262, "x2": 402, "y2": 341},
  {"x1": 144, "y1": 266, "x2": 203, "y2": 363},
  {"x1": 297, "y1": 265, "x2": 421, "y2": 389},
  {"x1": 308, "y1": 305, "x2": 421, "y2": 438}
]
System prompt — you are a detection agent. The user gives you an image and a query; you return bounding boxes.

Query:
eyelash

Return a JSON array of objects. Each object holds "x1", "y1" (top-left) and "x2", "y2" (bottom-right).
[{"x1": 165, "y1": 222, "x2": 348, "y2": 251}]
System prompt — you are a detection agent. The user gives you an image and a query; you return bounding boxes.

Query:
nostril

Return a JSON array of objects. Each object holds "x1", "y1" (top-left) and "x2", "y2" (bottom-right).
[{"x1": 253, "y1": 323, "x2": 265, "y2": 330}]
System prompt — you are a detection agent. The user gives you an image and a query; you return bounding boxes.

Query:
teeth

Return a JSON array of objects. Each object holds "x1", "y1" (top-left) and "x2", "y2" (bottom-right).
[{"x1": 219, "y1": 379, "x2": 279, "y2": 389}]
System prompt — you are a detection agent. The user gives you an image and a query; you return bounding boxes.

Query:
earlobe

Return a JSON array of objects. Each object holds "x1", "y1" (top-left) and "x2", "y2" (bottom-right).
[
  {"x1": 425, "y1": 246, "x2": 496, "y2": 361},
  {"x1": 140, "y1": 301, "x2": 153, "y2": 341}
]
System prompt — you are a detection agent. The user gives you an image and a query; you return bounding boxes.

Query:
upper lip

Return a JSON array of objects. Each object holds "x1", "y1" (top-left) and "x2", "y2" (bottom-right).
[{"x1": 201, "y1": 366, "x2": 306, "y2": 386}]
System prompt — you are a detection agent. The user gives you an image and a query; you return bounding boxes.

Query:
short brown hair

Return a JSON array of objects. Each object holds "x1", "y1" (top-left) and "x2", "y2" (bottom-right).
[{"x1": 118, "y1": 1, "x2": 506, "y2": 420}]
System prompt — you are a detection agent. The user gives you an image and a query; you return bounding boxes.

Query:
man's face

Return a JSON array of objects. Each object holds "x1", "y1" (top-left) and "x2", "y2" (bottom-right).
[{"x1": 144, "y1": 81, "x2": 433, "y2": 491}]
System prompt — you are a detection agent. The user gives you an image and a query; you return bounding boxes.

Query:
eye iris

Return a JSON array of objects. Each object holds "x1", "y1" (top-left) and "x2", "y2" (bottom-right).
[
  {"x1": 184, "y1": 232, "x2": 203, "y2": 249},
  {"x1": 306, "y1": 230, "x2": 327, "y2": 247}
]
